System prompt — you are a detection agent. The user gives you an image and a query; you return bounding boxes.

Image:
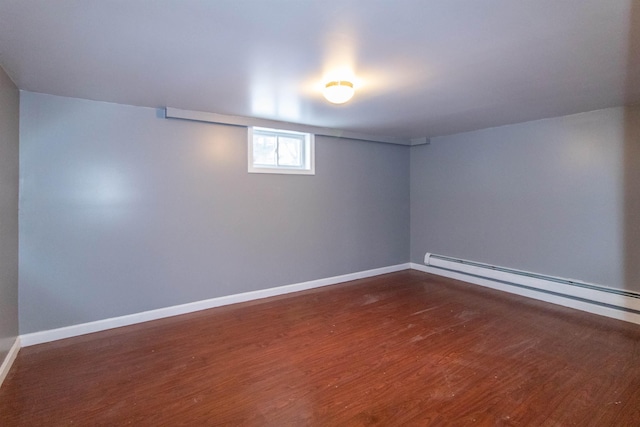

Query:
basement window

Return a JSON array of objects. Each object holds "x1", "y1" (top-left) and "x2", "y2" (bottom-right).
[{"x1": 248, "y1": 127, "x2": 315, "y2": 175}]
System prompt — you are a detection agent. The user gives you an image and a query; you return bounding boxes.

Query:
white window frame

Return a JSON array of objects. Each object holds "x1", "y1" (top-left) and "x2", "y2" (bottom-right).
[{"x1": 248, "y1": 127, "x2": 315, "y2": 175}]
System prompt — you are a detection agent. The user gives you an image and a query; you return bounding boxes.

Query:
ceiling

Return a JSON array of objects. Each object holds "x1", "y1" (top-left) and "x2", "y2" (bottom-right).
[{"x1": 0, "y1": 0, "x2": 638, "y2": 140}]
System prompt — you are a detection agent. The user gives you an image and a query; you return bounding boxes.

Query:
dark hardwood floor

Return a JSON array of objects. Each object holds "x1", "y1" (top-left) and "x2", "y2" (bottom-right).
[{"x1": 1, "y1": 270, "x2": 640, "y2": 425}]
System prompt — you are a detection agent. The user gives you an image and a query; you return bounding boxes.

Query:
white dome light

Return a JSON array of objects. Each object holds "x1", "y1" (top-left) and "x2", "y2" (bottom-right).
[{"x1": 323, "y1": 80, "x2": 355, "y2": 104}]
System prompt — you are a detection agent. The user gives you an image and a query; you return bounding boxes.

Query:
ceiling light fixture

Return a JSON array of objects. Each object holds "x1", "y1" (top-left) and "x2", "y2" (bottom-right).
[{"x1": 323, "y1": 80, "x2": 355, "y2": 104}]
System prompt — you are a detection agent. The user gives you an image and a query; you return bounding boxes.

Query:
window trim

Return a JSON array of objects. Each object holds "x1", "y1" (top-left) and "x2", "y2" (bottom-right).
[{"x1": 248, "y1": 127, "x2": 315, "y2": 175}]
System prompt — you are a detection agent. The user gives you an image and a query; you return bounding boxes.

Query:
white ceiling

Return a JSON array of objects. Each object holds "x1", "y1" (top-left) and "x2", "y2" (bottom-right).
[{"x1": 0, "y1": 0, "x2": 638, "y2": 139}]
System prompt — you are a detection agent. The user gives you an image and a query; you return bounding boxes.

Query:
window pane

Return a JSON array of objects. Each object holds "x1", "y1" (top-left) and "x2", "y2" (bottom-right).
[
  {"x1": 278, "y1": 136, "x2": 302, "y2": 167},
  {"x1": 253, "y1": 134, "x2": 277, "y2": 166},
  {"x1": 248, "y1": 127, "x2": 314, "y2": 175}
]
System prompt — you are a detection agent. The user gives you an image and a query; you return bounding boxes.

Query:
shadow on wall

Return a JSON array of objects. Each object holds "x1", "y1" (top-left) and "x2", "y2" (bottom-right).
[{"x1": 624, "y1": 1, "x2": 640, "y2": 293}]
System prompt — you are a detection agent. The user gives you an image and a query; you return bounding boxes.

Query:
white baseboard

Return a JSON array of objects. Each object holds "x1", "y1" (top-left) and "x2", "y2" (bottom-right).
[
  {"x1": 0, "y1": 337, "x2": 21, "y2": 388},
  {"x1": 410, "y1": 262, "x2": 640, "y2": 325},
  {"x1": 20, "y1": 263, "x2": 411, "y2": 347},
  {"x1": 16, "y1": 260, "x2": 638, "y2": 349}
]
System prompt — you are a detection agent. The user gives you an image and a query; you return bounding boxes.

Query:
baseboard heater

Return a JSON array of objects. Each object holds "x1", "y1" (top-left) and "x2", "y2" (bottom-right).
[{"x1": 424, "y1": 253, "x2": 640, "y2": 323}]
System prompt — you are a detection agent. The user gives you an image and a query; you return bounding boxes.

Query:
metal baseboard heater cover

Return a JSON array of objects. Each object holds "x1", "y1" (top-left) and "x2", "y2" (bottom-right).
[{"x1": 424, "y1": 253, "x2": 640, "y2": 316}]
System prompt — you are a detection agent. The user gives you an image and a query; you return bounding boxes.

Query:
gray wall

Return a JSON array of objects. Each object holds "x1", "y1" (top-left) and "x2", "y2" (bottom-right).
[
  {"x1": 18, "y1": 92, "x2": 639, "y2": 335},
  {"x1": 19, "y1": 92, "x2": 410, "y2": 334},
  {"x1": 411, "y1": 106, "x2": 640, "y2": 292},
  {"x1": 0, "y1": 66, "x2": 19, "y2": 360}
]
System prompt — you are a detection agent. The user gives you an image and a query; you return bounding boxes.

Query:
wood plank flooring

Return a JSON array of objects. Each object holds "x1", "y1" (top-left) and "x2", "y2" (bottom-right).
[{"x1": 1, "y1": 270, "x2": 640, "y2": 425}]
